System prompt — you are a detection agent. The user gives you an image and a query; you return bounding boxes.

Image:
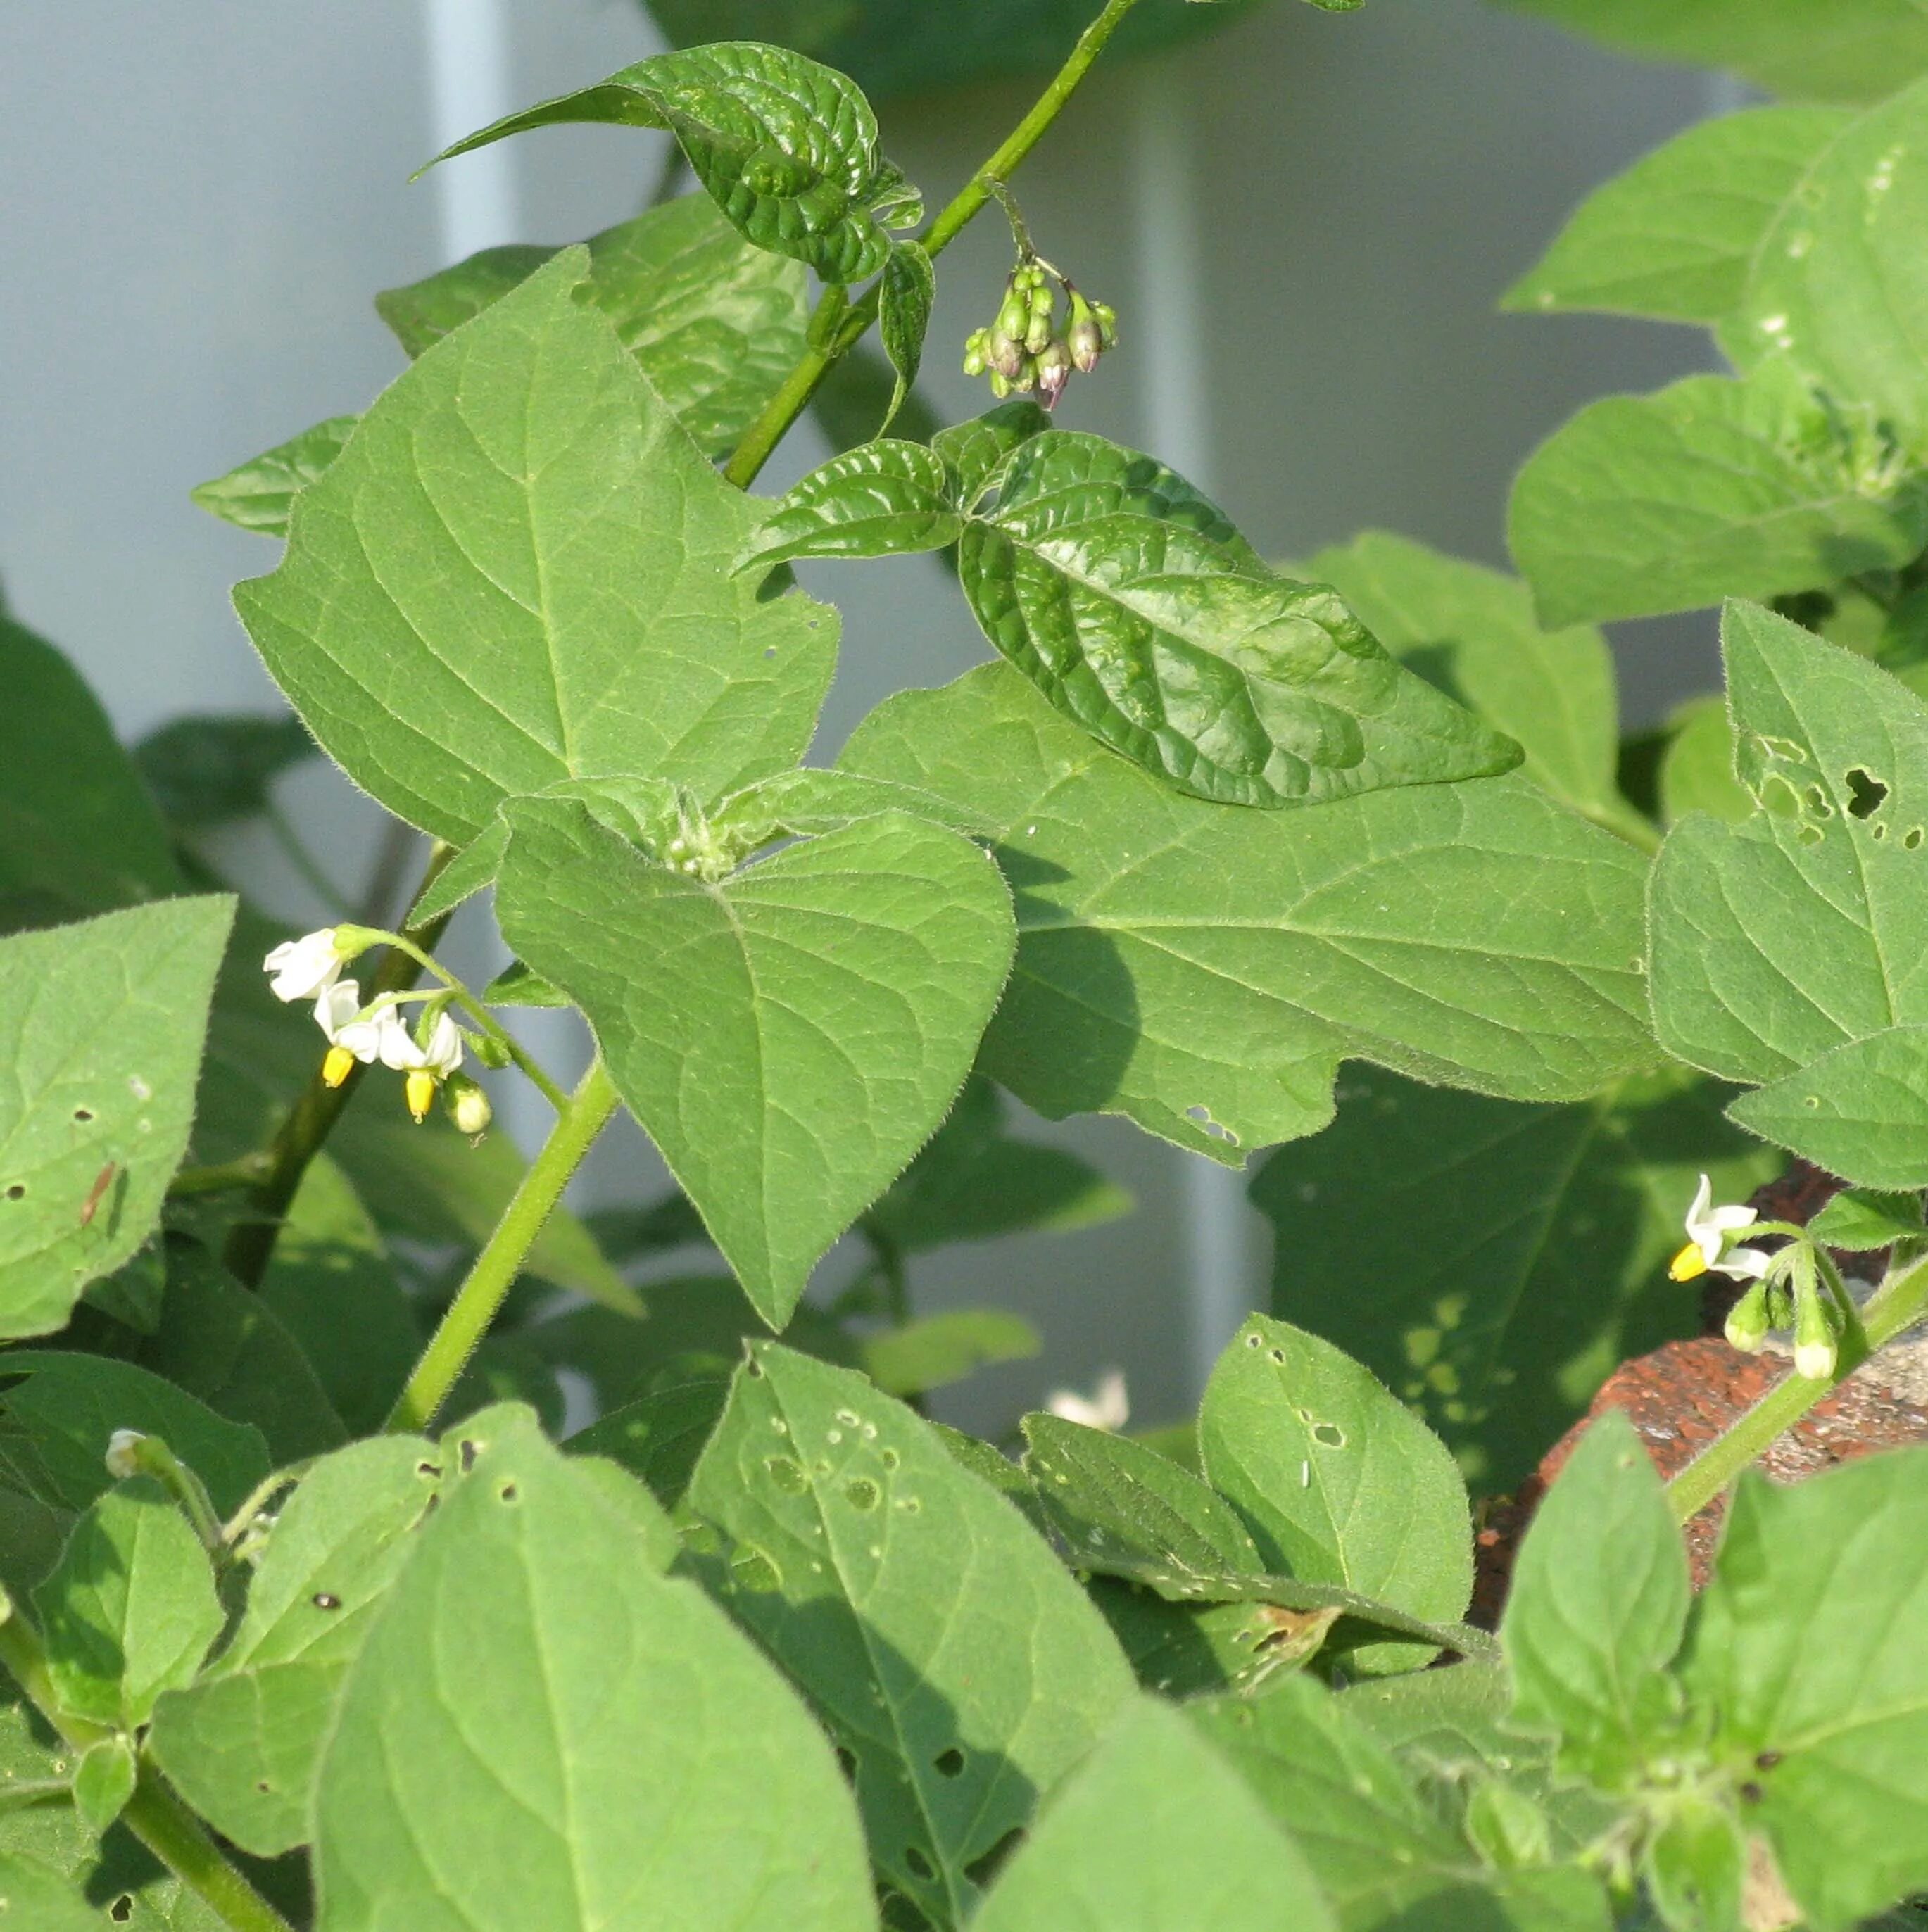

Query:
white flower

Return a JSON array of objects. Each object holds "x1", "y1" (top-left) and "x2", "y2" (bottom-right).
[
  {"x1": 1669, "y1": 1173, "x2": 1768, "y2": 1282},
  {"x1": 1045, "y1": 1369, "x2": 1130, "y2": 1433},
  {"x1": 263, "y1": 929, "x2": 346, "y2": 1002},
  {"x1": 105, "y1": 1429, "x2": 146, "y2": 1480},
  {"x1": 382, "y1": 1010, "x2": 464, "y2": 1123}
]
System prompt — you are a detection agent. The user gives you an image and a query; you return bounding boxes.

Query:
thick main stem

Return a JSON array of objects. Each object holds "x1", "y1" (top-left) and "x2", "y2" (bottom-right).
[
  {"x1": 0, "y1": 1610, "x2": 293, "y2": 1932},
  {"x1": 721, "y1": 0, "x2": 1148, "y2": 490},
  {"x1": 1665, "y1": 1249, "x2": 1928, "y2": 1522},
  {"x1": 224, "y1": 842, "x2": 455, "y2": 1288},
  {"x1": 386, "y1": 1056, "x2": 622, "y2": 1434}
]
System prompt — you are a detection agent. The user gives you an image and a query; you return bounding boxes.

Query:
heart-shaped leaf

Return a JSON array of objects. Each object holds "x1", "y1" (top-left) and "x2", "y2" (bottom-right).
[
  {"x1": 429, "y1": 43, "x2": 909, "y2": 284},
  {"x1": 234, "y1": 251, "x2": 836, "y2": 848},
  {"x1": 496, "y1": 797, "x2": 1014, "y2": 1322}
]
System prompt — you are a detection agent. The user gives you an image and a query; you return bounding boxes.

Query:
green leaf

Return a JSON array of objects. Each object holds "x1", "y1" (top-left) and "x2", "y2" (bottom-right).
[
  {"x1": 1190, "y1": 1673, "x2": 1511, "y2": 1928},
  {"x1": 1658, "y1": 696, "x2": 1755, "y2": 828},
  {"x1": 878, "y1": 239, "x2": 934, "y2": 432},
  {"x1": 1503, "y1": 1411, "x2": 1690, "y2": 1792},
  {"x1": 497, "y1": 797, "x2": 1014, "y2": 1324},
  {"x1": 0, "y1": 1353, "x2": 272, "y2": 1518},
  {"x1": 115, "y1": 1240, "x2": 346, "y2": 1463},
  {"x1": 738, "y1": 440, "x2": 963, "y2": 569},
  {"x1": 859, "y1": 1309, "x2": 1039, "y2": 1396},
  {"x1": 34, "y1": 1477, "x2": 222, "y2": 1729},
  {"x1": 1508, "y1": 371, "x2": 1928, "y2": 629},
  {"x1": 431, "y1": 44, "x2": 909, "y2": 284},
  {"x1": 148, "y1": 1434, "x2": 446, "y2": 1855},
  {"x1": 1806, "y1": 1185, "x2": 1924, "y2": 1247},
  {"x1": 1085, "y1": 1579, "x2": 1337, "y2": 1700},
  {"x1": 0, "y1": 615, "x2": 181, "y2": 925},
  {"x1": 1503, "y1": 106, "x2": 1853, "y2": 324},
  {"x1": 840, "y1": 665, "x2": 1657, "y2": 1164},
  {"x1": 1725, "y1": 76, "x2": 1928, "y2": 446},
  {"x1": 0, "y1": 899, "x2": 233, "y2": 1337},
  {"x1": 1021, "y1": 1412, "x2": 1268, "y2": 1588},
  {"x1": 644, "y1": 0, "x2": 1256, "y2": 106},
  {"x1": 1643, "y1": 1797, "x2": 1747, "y2": 1932},
  {"x1": 865, "y1": 1073, "x2": 1130, "y2": 1253},
  {"x1": 565, "y1": 1373, "x2": 731, "y2": 1509},
  {"x1": 374, "y1": 194, "x2": 808, "y2": 459},
  {"x1": 314, "y1": 1420, "x2": 874, "y2": 1932},
  {"x1": 1728, "y1": 1023, "x2": 1928, "y2": 1186},
  {"x1": 970, "y1": 1697, "x2": 1337, "y2": 1932},
  {"x1": 809, "y1": 341, "x2": 945, "y2": 456},
  {"x1": 1489, "y1": 0, "x2": 1928, "y2": 104},
  {"x1": 961, "y1": 431, "x2": 1522, "y2": 808},
  {"x1": 932, "y1": 400, "x2": 1052, "y2": 503},
  {"x1": 234, "y1": 250, "x2": 836, "y2": 847},
  {"x1": 1297, "y1": 530, "x2": 1641, "y2": 833},
  {"x1": 710, "y1": 766, "x2": 1003, "y2": 848},
  {"x1": 258, "y1": 1156, "x2": 422, "y2": 1436},
  {"x1": 1249, "y1": 1065, "x2": 1777, "y2": 1493},
  {"x1": 132, "y1": 714, "x2": 316, "y2": 829},
  {"x1": 72, "y1": 1736, "x2": 137, "y2": 1836},
  {"x1": 0, "y1": 1853, "x2": 107, "y2": 1932},
  {"x1": 1684, "y1": 1451, "x2": 1928, "y2": 1928},
  {"x1": 1197, "y1": 1314, "x2": 1473, "y2": 1673},
  {"x1": 1649, "y1": 602, "x2": 1928, "y2": 1105},
  {"x1": 191, "y1": 416, "x2": 356, "y2": 539},
  {"x1": 687, "y1": 1344, "x2": 1135, "y2": 1926}
]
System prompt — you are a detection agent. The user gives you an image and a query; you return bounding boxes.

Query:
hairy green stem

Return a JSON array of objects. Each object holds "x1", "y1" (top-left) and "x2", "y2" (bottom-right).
[
  {"x1": 0, "y1": 1607, "x2": 294, "y2": 1932},
  {"x1": 223, "y1": 842, "x2": 455, "y2": 1289},
  {"x1": 721, "y1": 0, "x2": 1147, "y2": 489},
  {"x1": 1666, "y1": 1248, "x2": 1928, "y2": 1522},
  {"x1": 386, "y1": 1056, "x2": 622, "y2": 1434}
]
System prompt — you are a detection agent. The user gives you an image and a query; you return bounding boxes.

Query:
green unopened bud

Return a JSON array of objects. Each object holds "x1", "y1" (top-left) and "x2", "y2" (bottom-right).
[
  {"x1": 1030, "y1": 282, "x2": 1055, "y2": 319},
  {"x1": 1723, "y1": 1280, "x2": 1772, "y2": 1353},
  {"x1": 963, "y1": 338, "x2": 988, "y2": 377},
  {"x1": 1092, "y1": 299, "x2": 1119, "y2": 347},
  {"x1": 997, "y1": 291, "x2": 1031, "y2": 340},
  {"x1": 1794, "y1": 1282, "x2": 1839, "y2": 1380},
  {"x1": 1024, "y1": 309, "x2": 1054, "y2": 355},
  {"x1": 989, "y1": 370, "x2": 1013, "y2": 399},
  {"x1": 444, "y1": 1073, "x2": 493, "y2": 1138},
  {"x1": 988, "y1": 327, "x2": 1028, "y2": 381}
]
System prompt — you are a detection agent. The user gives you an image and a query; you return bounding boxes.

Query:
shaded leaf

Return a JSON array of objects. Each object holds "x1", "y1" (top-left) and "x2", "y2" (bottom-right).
[
  {"x1": 1250, "y1": 1065, "x2": 1777, "y2": 1494},
  {"x1": 34, "y1": 1477, "x2": 223, "y2": 1729},
  {"x1": 1658, "y1": 696, "x2": 1754, "y2": 828},
  {"x1": 859, "y1": 1309, "x2": 1038, "y2": 1396},
  {"x1": 132, "y1": 714, "x2": 317, "y2": 829},
  {"x1": 565, "y1": 1374, "x2": 731, "y2": 1510},
  {"x1": 878, "y1": 239, "x2": 934, "y2": 433},
  {"x1": 686, "y1": 1344, "x2": 1135, "y2": 1926},
  {"x1": 1806, "y1": 1185, "x2": 1924, "y2": 1248},
  {"x1": 933, "y1": 400, "x2": 1052, "y2": 503},
  {"x1": 841, "y1": 664, "x2": 1657, "y2": 1165}
]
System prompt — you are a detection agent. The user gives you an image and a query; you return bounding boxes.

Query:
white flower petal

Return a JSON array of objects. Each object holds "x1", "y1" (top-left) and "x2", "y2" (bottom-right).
[
  {"x1": 1710, "y1": 1204, "x2": 1760, "y2": 1234},
  {"x1": 1046, "y1": 1370, "x2": 1130, "y2": 1434},
  {"x1": 313, "y1": 979, "x2": 363, "y2": 1043},
  {"x1": 1712, "y1": 1245, "x2": 1772, "y2": 1281},
  {"x1": 263, "y1": 929, "x2": 343, "y2": 1003},
  {"x1": 420, "y1": 1011, "x2": 464, "y2": 1078}
]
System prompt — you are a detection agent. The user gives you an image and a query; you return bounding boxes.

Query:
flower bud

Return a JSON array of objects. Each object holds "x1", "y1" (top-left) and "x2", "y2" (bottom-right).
[
  {"x1": 1092, "y1": 300, "x2": 1119, "y2": 347},
  {"x1": 1030, "y1": 282, "x2": 1055, "y2": 319},
  {"x1": 1024, "y1": 309, "x2": 1054, "y2": 356},
  {"x1": 1794, "y1": 1285, "x2": 1839, "y2": 1381},
  {"x1": 1723, "y1": 1280, "x2": 1772, "y2": 1353},
  {"x1": 988, "y1": 328, "x2": 1029, "y2": 381},
  {"x1": 1036, "y1": 339, "x2": 1073, "y2": 410},
  {"x1": 989, "y1": 371, "x2": 1013, "y2": 399},
  {"x1": 445, "y1": 1073, "x2": 493, "y2": 1139},
  {"x1": 997, "y1": 291, "x2": 1031, "y2": 341},
  {"x1": 105, "y1": 1429, "x2": 146, "y2": 1481}
]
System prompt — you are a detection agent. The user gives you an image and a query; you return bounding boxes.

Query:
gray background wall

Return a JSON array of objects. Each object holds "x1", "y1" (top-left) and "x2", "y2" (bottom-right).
[{"x1": 0, "y1": 0, "x2": 1722, "y2": 1435}]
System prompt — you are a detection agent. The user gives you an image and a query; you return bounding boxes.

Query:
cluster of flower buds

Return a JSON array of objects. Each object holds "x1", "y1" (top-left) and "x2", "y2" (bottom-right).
[
  {"x1": 263, "y1": 928, "x2": 489, "y2": 1132},
  {"x1": 962, "y1": 260, "x2": 1117, "y2": 410},
  {"x1": 1668, "y1": 1172, "x2": 1849, "y2": 1380}
]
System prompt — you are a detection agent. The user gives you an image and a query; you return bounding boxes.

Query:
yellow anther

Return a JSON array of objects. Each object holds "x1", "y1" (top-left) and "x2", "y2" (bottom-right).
[
  {"x1": 405, "y1": 1069, "x2": 436, "y2": 1123},
  {"x1": 1668, "y1": 1242, "x2": 1709, "y2": 1283},
  {"x1": 321, "y1": 1045, "x2": 355, "y2": 1089}
]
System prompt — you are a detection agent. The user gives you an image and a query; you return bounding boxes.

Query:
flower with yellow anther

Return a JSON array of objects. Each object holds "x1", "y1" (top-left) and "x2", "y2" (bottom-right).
[
  {"x1": 1668, "y1": 1173, "x2": 1772, "y2": 1283},
  {"x1": 312, "y1": 980, "x2": 386, "y2": 1089},
  {"x1": 380, "y1": 1009, "x2": 465, "y2": 1123}
]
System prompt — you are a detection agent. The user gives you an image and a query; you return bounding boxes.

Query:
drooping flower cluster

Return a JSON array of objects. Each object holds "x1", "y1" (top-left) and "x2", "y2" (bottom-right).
[
  {"x1": 963, "y1": 260, "x2": 1117, "y2": 410},
  {"x1": 262, "y1": 928, "x2": 472, "y2": 1125}
]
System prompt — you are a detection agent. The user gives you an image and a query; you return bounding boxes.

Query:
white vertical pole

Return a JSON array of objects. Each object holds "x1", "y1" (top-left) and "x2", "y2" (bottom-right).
[
  {"x1": 1130, "y1": 62, "x2": 1255, "y2": 1396},
  {"x1": 420, "y1": 0, "x2": 522, "y2": 261}
]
